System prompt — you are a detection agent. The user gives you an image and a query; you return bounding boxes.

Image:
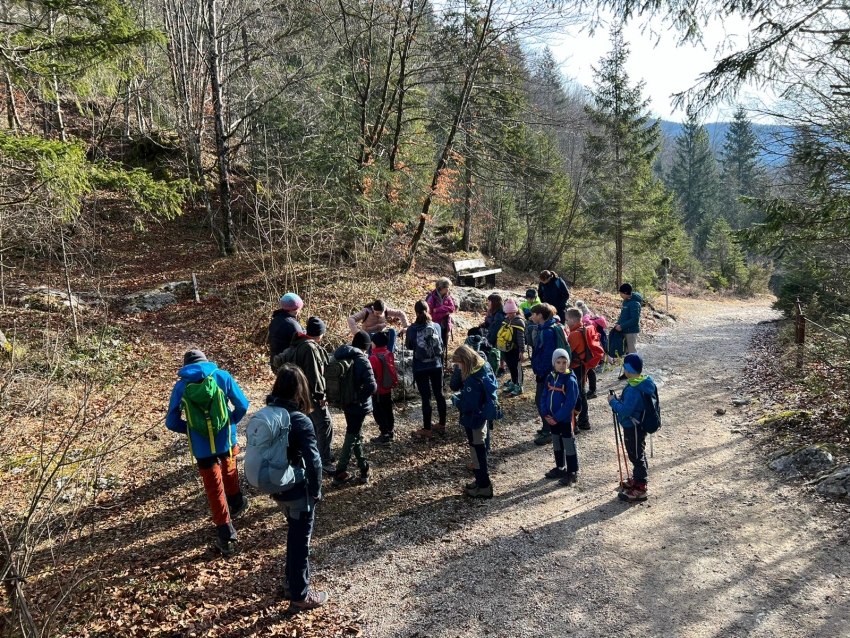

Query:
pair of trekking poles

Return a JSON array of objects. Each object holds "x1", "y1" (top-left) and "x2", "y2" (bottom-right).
[{"x1": 609, "y1": 389, "x2": 631, "y2": 490}]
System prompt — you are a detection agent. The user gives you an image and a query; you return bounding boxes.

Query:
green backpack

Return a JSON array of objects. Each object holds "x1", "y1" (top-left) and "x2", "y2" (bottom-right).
[{"x1": 181, "y1": 376, "x2": 230, "y2": 443}]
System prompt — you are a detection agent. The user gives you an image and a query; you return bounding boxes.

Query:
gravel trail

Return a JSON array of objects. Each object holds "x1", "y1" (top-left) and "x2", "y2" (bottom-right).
[{"x1": 317, "y1": 298, "x2": 850, "y2": 637}]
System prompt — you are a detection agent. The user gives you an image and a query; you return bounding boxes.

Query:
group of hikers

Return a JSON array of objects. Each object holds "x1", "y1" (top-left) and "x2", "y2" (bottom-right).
[{"x1": 165, "y1": 272, "x2": 660, "y2": 610}]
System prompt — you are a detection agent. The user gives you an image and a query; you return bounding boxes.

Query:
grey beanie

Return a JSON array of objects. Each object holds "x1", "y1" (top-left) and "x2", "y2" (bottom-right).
[{"x1": 183, "y1": 349, "x2": 207, "y2": 365}]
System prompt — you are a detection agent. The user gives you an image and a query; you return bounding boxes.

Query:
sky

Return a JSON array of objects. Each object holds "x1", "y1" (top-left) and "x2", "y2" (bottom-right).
[{"x1": 548, "y1": 14, "x2": 774, "y2": 123}]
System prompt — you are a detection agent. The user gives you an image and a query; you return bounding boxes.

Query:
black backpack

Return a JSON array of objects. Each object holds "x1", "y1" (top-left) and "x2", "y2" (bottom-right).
[
  {"x1": 634, "y1": 387, "x2": 661, "y2": 433},
  {"x1": 414, "y1": 324, "x2": 442, "y2": 363},
  {"x1": 325, "y1": 357, "x2": 358, "y2": 408}
]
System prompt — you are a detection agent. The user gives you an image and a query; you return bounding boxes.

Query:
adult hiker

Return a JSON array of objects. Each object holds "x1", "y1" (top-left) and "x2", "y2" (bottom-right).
[
  {"x1": 330, "y1": 330, "x2": 377, "y2": 487},
  {"x1": 537, "y1": 270, "x2": 570, "y2": 325},
  {"x1": 253, "y1": 364, "x2": 327, "y2": 609},
  {"x1": 426, "y1": 277, "x2": 456, "y2": 366},
  {"x1": 347, "y1": 299, "x2": 409, "y2": 353},
  {"x1": 614, "y1": 283, "x2": 643, "y2": 355},
  {"x1": 277, "y1": 317, "x2": 335, "y2": 474},
  {"x1": 406, "y1": 300, "x2": 447, "y2": 439},
  {"x1": 565, "y1": 308, "x2": 604, "y2": 432},
  {"x1": 268, "y1": 293, "x2": 305, "y2": 371},
  {"x1": 166, "y1": 349, "x2": 250, "y2": 556}
]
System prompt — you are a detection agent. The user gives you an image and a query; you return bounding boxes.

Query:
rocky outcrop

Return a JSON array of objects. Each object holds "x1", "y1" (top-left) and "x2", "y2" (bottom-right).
[
  {"x1": 21, "y1": 287, "x2": 84, "y2": 313},
  {"x1": 122, "y1": 281, "x2": 191, "y2": 314},
  {"x1": 769, "y1": 445, "x2": 835, "y2": 479},
  {"x1": 816, "y1": 466, "x2": 850, "y2": 498}
]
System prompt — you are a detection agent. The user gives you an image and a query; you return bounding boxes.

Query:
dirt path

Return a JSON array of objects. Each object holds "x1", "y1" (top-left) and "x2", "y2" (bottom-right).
[{"x1": 319, "y1": 298, "x2": 850, "y2": 637}]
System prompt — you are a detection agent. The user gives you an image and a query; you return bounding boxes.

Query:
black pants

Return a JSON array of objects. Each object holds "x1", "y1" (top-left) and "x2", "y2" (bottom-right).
[
  {"x1": 535, "y1": 377, "x2": 548, "y2": 434},
  {"x1": 414, "y1": 368, "x2": 447, "y2": 429},
  {"x1": 551, "y1": 421, "x2": 578, "y2": 473},
  {"x1": 372, "y1": 392, "x2": 395, "y2": 436},
  {"x1": 503, "y1": 348, "x2": 521, "y2": 385},
  {"x1": 587, "y1": 368, "x2": 597, "y2": 394},
  {"x1": 622, "y1": 426, "x2": 648, "y2": 485},
  {"x1": 309, "y1": 403, "x2": 334, "y2": 466},
  {"x1": 574, "y1": 366, "x2": 589, "y2": 428}
]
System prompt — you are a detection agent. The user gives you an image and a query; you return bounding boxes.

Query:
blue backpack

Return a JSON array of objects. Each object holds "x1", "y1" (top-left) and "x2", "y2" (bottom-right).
[
  {"x1": 598, "y1": 328, "x2": 609, "y2": 356},
  {"x1": 634, "y1": 387, "x2": 661, "y2": 433},
  {"x1": 244, "y1": 405, "x2": 297, "y2": 493},
  {"x1": 478, "y1": 365, "x2": 504, "y2": 422}
]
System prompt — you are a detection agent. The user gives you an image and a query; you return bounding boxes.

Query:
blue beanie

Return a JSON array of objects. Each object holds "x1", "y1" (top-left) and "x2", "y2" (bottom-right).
[
  {"x1": 280, "y1": 292, "x2": 304, "y2": 311},
  {"x1": 623, "y1": 353, "x2": 643, "y2": 374}
]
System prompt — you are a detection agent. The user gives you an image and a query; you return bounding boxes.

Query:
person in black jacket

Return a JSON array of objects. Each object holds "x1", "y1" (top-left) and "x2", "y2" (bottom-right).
[
  {"x1": 268, "y1": 292, "x2": 305, "y2": 370},
  {"x1": 332, "y1": 330, "x2": 378, "y2": 487},
  {"x1": 266, "y1": 364, "x2": 327, "y2": 610},
  {"x1": 538, "y1": 271, "x2": 570, "y2": 325}
]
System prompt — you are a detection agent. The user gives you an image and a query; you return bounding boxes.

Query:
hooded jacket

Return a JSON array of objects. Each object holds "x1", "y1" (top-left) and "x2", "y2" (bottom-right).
[
  {"x1": 610, "y1": 375, "x2": 657, "y2": 428},
  {"x1": 166, "y1": 361, "x2": 249, "y2": 459},
  {"x1": 616, "y1": 292, "x2": 644, "y2": 334},
  {"x1": 538, "y1": 276, "x2": 570, "y2": 311},
  {"x1": 426, "y1": 289, "x2": 456, "y2": 333},
  {"x1": 531, "y1": 318, "x2": 561, "y2": 378},
  {"x1": 483, "y1": 308, "x2": 507, "y2": 347},
  {"x1": 449, "y1": 362, "x2": 496, "y2": 430},
  {"x1": 540, "y1": 369, "x2": 580, "y2": 424},
  {"x1": 284, "y1": 333, "x2": 329, "y2": 404},
  {"x1": 268, "y1": 308, "x2": 304, "y2": 366},
  {"x1": 331, "y1": 345, "x2": 378, "y2": 415},
  {"x1": 519, "y1": 296, "x2": 541, "y2": 319}
]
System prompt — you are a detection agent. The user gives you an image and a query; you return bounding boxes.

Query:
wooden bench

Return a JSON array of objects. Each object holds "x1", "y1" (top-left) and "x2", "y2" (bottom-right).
[{"x1": 453, "y1": 258, "x2": 502, "y2": 287}]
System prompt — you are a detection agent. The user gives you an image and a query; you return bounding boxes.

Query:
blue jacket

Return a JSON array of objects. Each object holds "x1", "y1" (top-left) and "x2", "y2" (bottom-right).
[
  {"x1": 610, "y1": 375, "x2": 657, "y2": 428},
  {"x1": 616, "y1": 292, "x2": 643, "y2": 334},
  {"x1": 166, "y1": 362, "x2": 249, "y2": 459},
  {"x1": 540, "y1": 370, "x2": 580, "y2": 424},
  {"x1": 531, "y1": 318, "x2": 560, "y2": 379},
  {"x1": 538, "y1": 276, "x2": 570, "y2": 311},
  {"x1": 266, "y1": 397, "x2": 323, "y2": 501},
  {"x1": 449, "y1": 362, "x2": 496, "y2": 430},
  {"x1": 483, "y1": 309, "x2": 507, "y2": 346},
  {"x1": 332, "y1": 345, "x2": 377, "y2": 416},
  {"x1": 405, "y1": 321, "x2": 443, "y2": 373},
  {"x1": 268, "y1": 309, "x2": 304, "y2": 366}
]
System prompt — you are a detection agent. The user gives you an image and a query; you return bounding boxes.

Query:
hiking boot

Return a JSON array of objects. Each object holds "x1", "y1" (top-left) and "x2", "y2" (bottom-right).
[
  {"x1": 501, "y1": 381, "x2": 515, "y2": 393},
  {"x1": 544, "y1": 467, "x2": 566, "y2": 480},
  {"x1": 358, "y1": 464, "x2": 372, "y2": 485},
  {"x1": 510, "y1": 385, "x2": 523, "y2": 397},
  {"x1": 332, "y1": 471, "x2": 355, "y2": 487},
  {"x1": 465, "y1": 483, "x2": 493, "y2": 499},
  {"x1": 214, "y1": 538, "x2": 238, "y2": 557},
  {"x1": 411, "y1": 428, "x2": 434, "y2": 439},
  {"x1": 228, "y1": 494, "x2": 250, "y2": 520},
  {"x1": 322, "y1": 465, "x2": 336, "y2": 475},
  {"x1": 534, "y1": 433, "x2": 552, "y2": 446},
  {"x1": 586, "y1": 391, "x2": 598, "y2": 400},
  {"x1": 465, "y1": 480, "x2": 478, "y2": 490},
  {"x1": 618, "y1": 485, "x2": 648, "y2": 502},
  {"x1": 371, "y1": 433, "x2": 393, "y2": 446},
  {"x1": 432, "y1": 424, "x2": 447, "y2": 436},
  {"x1": 615, "y1": 478, "x2": 638, "y2": 491},
  {"x1": 559, "y1": 472, "x2": 577, "y2": 487},
  {"x1": 577, "y1": 423, "x2": 591, "y2": 431},
  {"x1": 289, "y1": 591, "x2": 329, "y2": 610}
]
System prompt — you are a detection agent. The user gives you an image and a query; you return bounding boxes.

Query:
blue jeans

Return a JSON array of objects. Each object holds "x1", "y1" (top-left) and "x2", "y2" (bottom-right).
[
  {"x1": 272, "y1": 492, "x2": 316, "y2": 602},
  {"x1": 369, "y1": 328, "x2": 397, "y2": 353}
]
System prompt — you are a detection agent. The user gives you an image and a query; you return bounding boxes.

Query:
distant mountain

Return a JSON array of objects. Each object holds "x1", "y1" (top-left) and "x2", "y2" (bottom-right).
[{"x1": 659, "y1": 120, "x2": 794, "y2": 166}]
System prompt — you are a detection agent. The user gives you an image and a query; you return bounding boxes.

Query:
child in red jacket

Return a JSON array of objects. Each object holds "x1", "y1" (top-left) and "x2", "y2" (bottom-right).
[{"x1": 369, "y1": 331, "x2": 398, "y2": 445}]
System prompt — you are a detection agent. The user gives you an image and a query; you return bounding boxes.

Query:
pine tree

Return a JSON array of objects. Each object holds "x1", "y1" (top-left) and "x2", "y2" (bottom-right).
[
  {"x1": 719, "y1": 106, "x2": 765, "y2": 227},
  {"x1": 705, "y1": 217, "x2": 746, "y2": 290},
  {"x1": 667, "y1": 109, "x2": 720, "y2": 250},
  {"x1": 583, "y1": 24, "x2": 672, "y2": 286}
]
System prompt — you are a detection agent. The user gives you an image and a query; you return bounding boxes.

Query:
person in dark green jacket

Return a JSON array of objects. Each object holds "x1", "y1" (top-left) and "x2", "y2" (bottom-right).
[{"x1": 614, "y1": 283, "x2": 643, "y2": 354}]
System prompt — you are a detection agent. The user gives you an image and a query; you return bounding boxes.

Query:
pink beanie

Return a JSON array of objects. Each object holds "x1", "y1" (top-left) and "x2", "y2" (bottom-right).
[{"x1": 504, "y1": 298, "x2": 518, "y2": 313}]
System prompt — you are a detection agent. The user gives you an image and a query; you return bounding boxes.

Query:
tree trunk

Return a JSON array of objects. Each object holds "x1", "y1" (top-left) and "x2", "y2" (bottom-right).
[
  {"x1": 462, "y1": 153, "x2": 473, "y2": 251},
  {"x1": 615, "y1": 216, "x2": 623, "y2": 287},
  {"x1": 3, "y1": 70, "x2": 21, "y2": 133},
  {"x1": 207, "y1": 0, "x2": 235, "y2": 255}
]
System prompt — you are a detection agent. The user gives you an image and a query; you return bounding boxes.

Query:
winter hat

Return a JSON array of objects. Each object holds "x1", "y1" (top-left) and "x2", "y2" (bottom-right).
[
  {"x1": 623, "y1": 353, "x2": 643, "y2": 374},
  {"x1": 575, "y1": 299, "x2": 590, "y2": 316},
  {"x1": 504, "y1": 298, "x2": 518, "y2": 314},
  {"x1": 371, "y1": 331, "x2": 389, "y2": 348},
  {"x1": 525, "y1": 288, "x2": 537, "y2": 299},
  {"x1": 352, "y1": 329, "x2": 372, "y2": 352},
  {"x1": 280, "y1": 292, "x2": 304, "y2": 311},
  {"x1": 306, "y1": 316, "x2": 326, "y2": 337},
  {"x1": 552, "y1": 348, "x2": 570, "y2": 367},
  {"x1": 619, "y1": 283, "x2": 633, "y2": 295},
  {"x1": 183, "y1": 349, "x2": 207, "y2": 365}
]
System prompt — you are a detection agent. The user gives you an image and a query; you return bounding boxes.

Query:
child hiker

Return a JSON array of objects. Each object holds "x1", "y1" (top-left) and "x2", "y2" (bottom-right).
[
  {"x1": 166, "y1": 350, "x2": 250, "y2": 556},
  {"x1": 575, "y1": 299, "x2": 608, "y2": 398},
  {"x1": 497, "y1": 297, "x2": 526, "y2": 396},
  {"x1": 540, "y1": 348, "x2": 580, "y2": 486},
  {"x1": 481, "y1": 293, "x2": 507, "y2": 376},
  {"x1": 331, "y1": 330, "x2": 378, "y2": 487},
  {"x1": 608, "y1": 353, "x2": 657, "y2": 502},
  {"x1": 406, "y1": 300, "x2": 447, "y2": 439},
  {"x1": 368, "y1": 331, "x2": 398, "y2": 445},
  {"x1": 449, "y1": 345, "x2": 498, "y2": 499}
]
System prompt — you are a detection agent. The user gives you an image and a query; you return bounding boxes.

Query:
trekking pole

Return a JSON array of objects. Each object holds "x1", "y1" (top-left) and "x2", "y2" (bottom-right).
[{"x1": 610, "y1": 390, "x2": 625, "y2": 489}]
